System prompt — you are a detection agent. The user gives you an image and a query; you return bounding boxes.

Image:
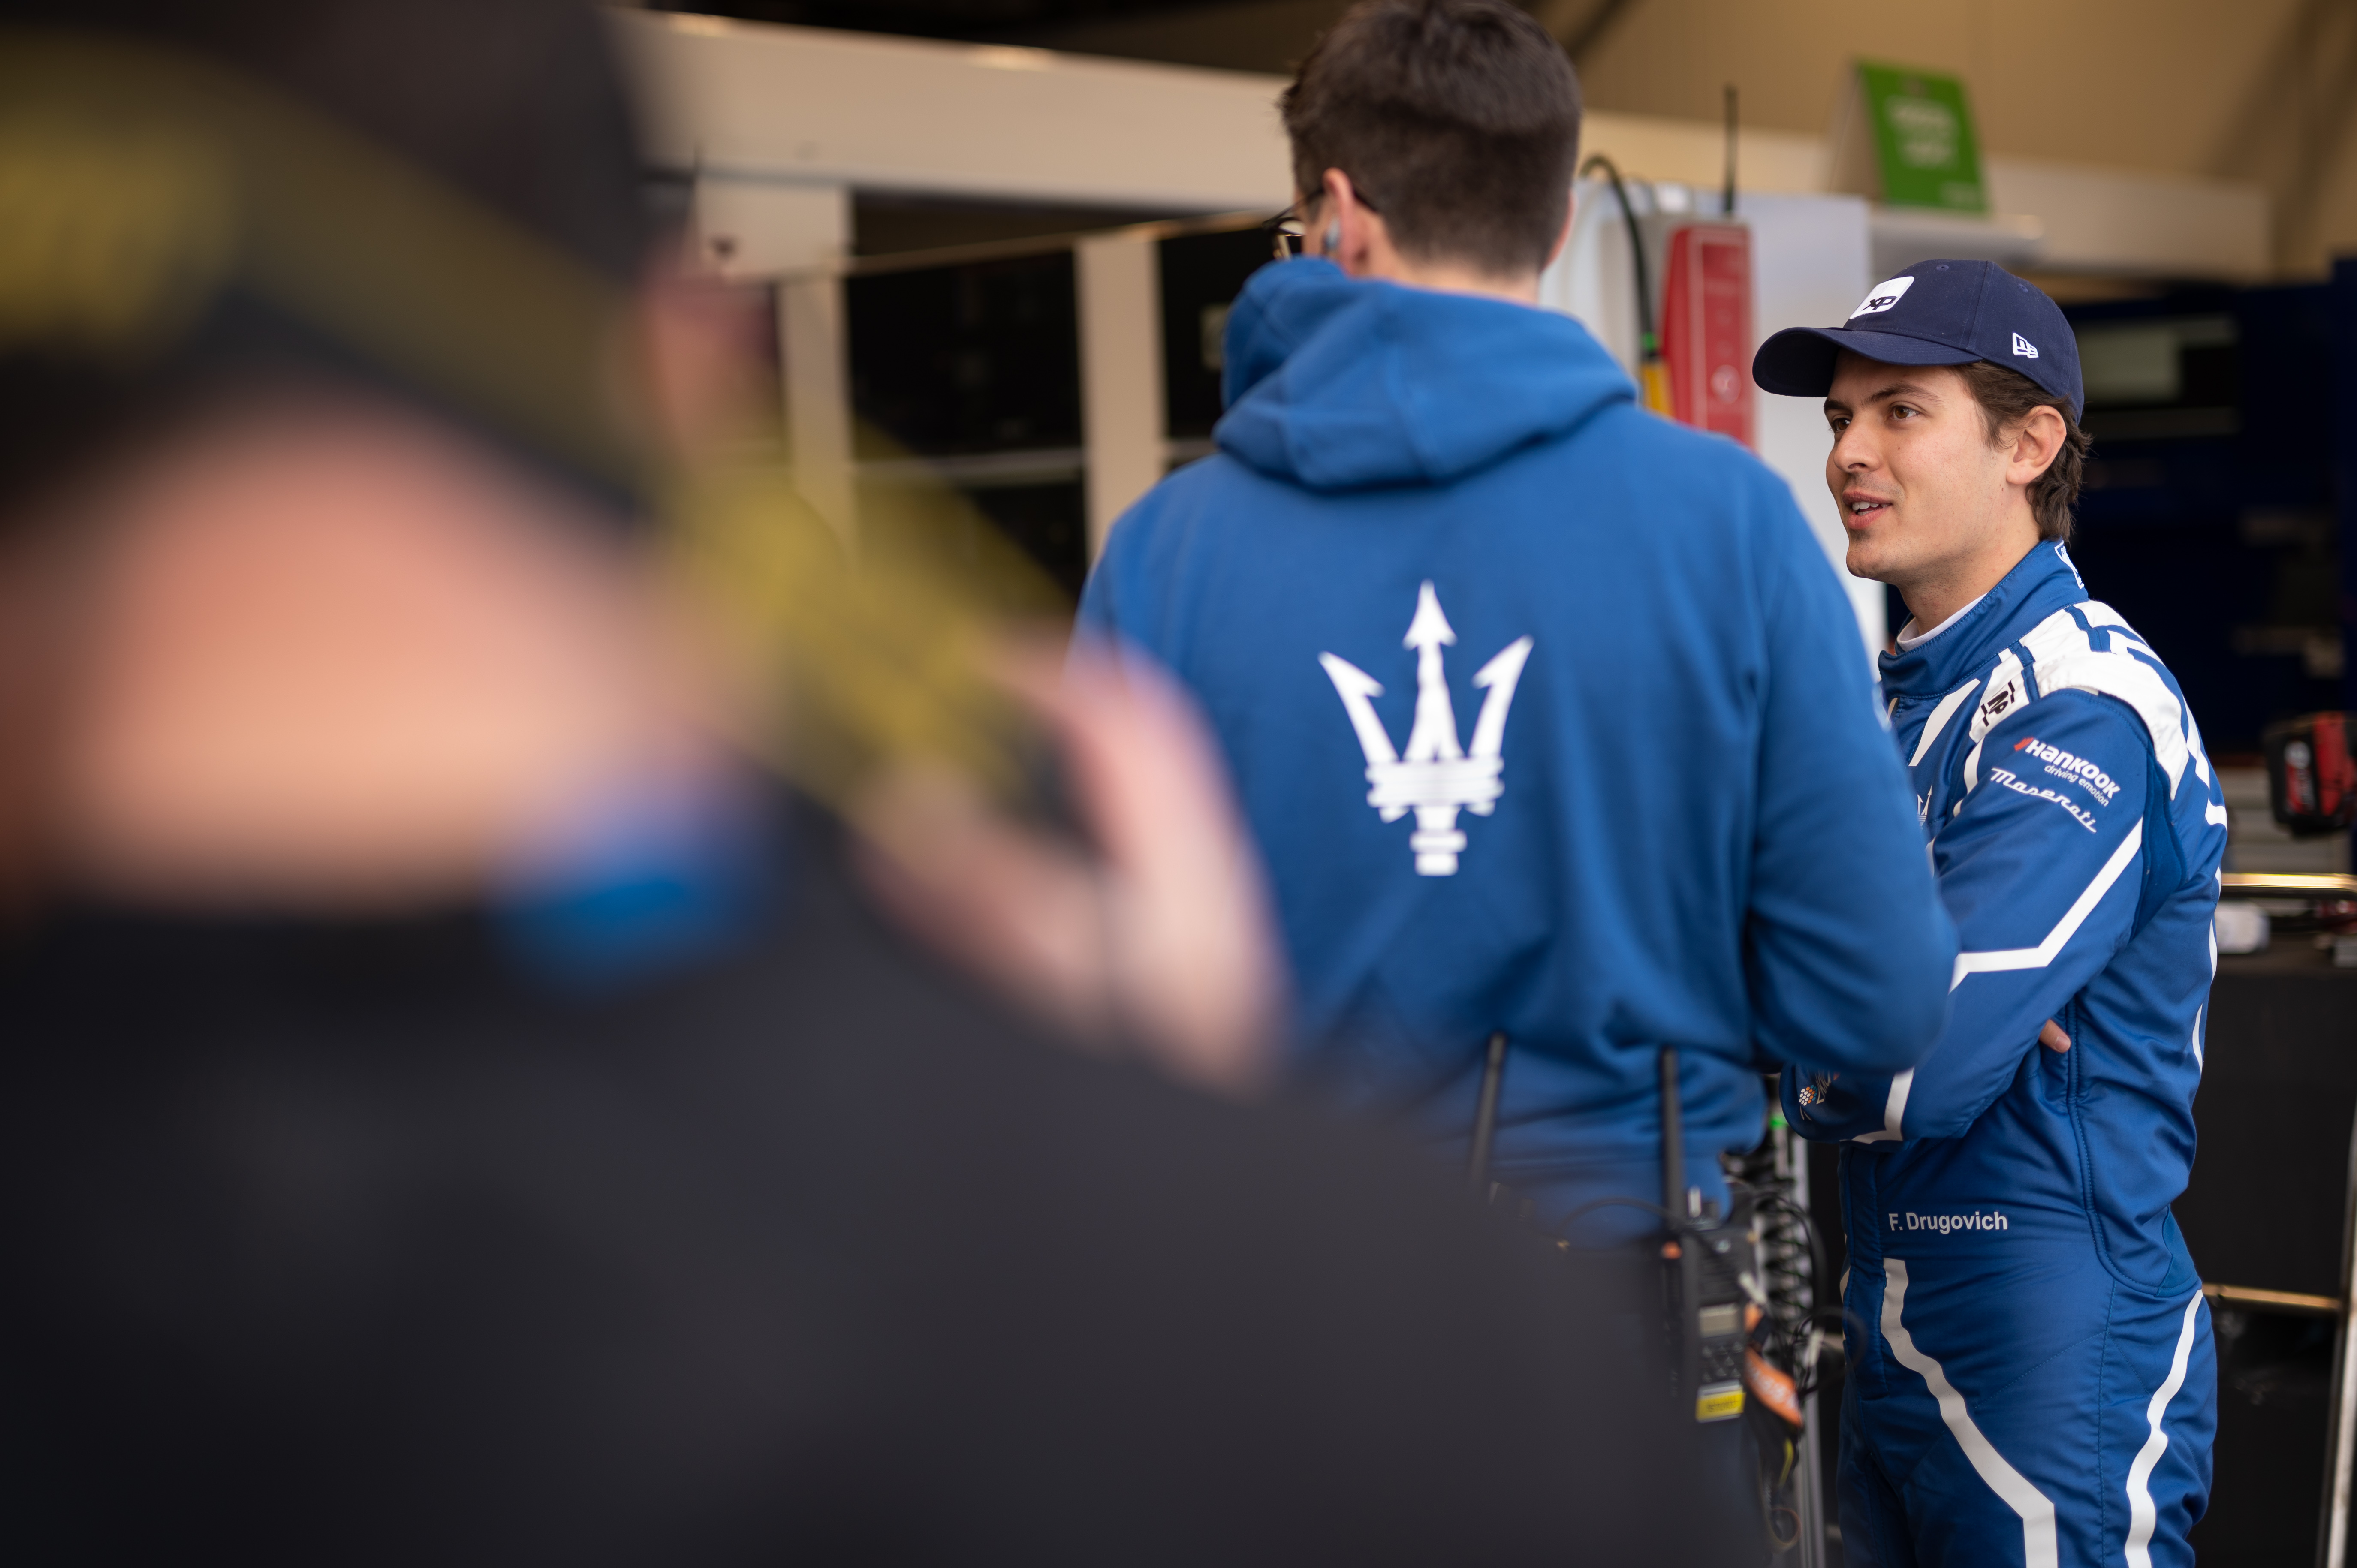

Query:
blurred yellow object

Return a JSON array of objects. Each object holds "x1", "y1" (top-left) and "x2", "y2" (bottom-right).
[
  {"x1": 0, "y1": 117, "x2": 236, "y2": 357},
  {"x1": 1638, "y1": 358, "x2": 1674, "y2": 418},
  {"x1": 1694, "y1": 1384, "x2": 1745, "y2": 1421},
  {"x1": 666, "y1": 460, "x2": 1068, "y2": 820}
]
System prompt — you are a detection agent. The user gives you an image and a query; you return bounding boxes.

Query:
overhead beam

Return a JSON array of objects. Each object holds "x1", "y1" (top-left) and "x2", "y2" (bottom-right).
[
  {"x1": 612, "y1": 9, "x2": 1292, "y2": 213},
  {"x1": 615, "y1": 10, "x2": 2270, "y2": 280}
]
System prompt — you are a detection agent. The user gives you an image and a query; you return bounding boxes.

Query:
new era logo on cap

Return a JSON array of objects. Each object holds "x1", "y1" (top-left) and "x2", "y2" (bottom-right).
[
  {"x1": 1850, "y1": 276, "x2": 1915, "y2": 318},
  {"x1": 2012, "y1": 332, "x2": 2039, "y2": 359}
]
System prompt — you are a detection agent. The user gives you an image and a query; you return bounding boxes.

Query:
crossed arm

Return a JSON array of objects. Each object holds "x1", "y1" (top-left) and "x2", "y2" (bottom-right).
[{"x1": 1782, "y1": 692, "x2": 2153, "y2": 1144}]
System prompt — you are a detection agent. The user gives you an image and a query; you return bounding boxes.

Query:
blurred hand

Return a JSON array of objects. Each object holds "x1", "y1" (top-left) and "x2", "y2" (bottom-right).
[{"x1": 855, "y1": 641, "x2": 1285, "y2": 1099}]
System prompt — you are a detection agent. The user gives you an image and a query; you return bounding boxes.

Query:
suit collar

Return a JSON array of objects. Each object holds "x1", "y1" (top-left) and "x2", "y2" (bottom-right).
[{"x1": 1877, "y1": 541, "x2": 2086, "y2": 697}]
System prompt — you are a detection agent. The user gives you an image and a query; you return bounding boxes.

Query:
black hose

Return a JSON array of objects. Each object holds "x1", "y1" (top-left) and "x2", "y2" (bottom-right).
[
  {"x1": 1577, "y1": 152, "x2": 1657, "y2": 361},
  {"x1": 1658, "y1": 1045, "x2": 1685, "y2": 1217},
  {"x1": 1722, "y1": 84, "x2": 1739, "y2": 218},
  {"x1": 1467, "y1": 1031, "x2": 1507, "y2": 1194}
]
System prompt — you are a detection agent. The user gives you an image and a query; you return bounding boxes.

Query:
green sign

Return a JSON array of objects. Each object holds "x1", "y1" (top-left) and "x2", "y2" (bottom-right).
[{"x1": 1855, "y1": 61, "x2": 1987, "y2": 213}]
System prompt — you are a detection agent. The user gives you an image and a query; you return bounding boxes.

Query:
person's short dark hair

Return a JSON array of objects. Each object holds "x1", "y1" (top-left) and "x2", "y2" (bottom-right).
[
  {"x1": 1281, "y1": 0, "x2": 1581, "y2": 279},
  {"x1": 1955, "y1": 359, "x2": 2090, "y2": 542}
]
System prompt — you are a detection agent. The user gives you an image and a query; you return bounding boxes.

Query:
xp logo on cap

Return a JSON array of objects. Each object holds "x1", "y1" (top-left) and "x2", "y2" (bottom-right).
[{"x1": 1850, "y1": 276, "x2": 1915, "y2": 318}]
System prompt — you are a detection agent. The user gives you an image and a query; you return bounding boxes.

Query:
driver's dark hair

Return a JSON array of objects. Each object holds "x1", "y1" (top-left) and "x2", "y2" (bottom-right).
[
  {"x1": 1281, "y1": 0, "x2": 1581, "y2": 278},
  {"x1": 1956, "y1": 360, "x2": 2091, "y2": 543}
]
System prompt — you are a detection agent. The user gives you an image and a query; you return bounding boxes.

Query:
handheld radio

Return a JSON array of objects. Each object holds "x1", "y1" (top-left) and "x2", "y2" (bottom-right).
[
  {"x1": 1472, "y1": 1035, "x2": 1816, "y2": 1552},
  {"x1": 1658, "y1": 1046, "x2": 1756, "y2": 1424},
  {"x1": 1467, "y1": 1038, "x2": 1774, "y2": 1428}
]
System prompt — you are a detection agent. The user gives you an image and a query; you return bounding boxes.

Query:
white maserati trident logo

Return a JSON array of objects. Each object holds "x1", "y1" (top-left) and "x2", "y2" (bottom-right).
[{"x1": 1319, "y1": 582, "x2": 1534, "y2": 876}]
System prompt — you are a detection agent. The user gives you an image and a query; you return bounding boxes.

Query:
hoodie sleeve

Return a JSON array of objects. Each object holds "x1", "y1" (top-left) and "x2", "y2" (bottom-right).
[
  {"x1": 1742, "y1": 484, "x2": 1955, "y2": 1079},
  {"x1": 1784, "y1": 690, "x2": 2154, "y2": 1144},
  {"x1": 1074, "y1": 528, "x2": 1127, "y2": 650}
]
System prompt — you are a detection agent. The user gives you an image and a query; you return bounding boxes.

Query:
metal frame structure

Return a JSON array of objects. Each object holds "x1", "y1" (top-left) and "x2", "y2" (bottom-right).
[{"x1": 2320, "y1": 1100, "x2": 2357, "y2": 1568}]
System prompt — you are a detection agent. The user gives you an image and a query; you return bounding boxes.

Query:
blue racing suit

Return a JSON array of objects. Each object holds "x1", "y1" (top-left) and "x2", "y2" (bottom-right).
[{"x1": 1784, "y1": 541, "x2": 2226, "y2": 1567}]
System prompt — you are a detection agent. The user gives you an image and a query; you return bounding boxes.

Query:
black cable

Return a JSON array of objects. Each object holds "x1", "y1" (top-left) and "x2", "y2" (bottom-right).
[
  {"x1": 1710, "y1": 1156, "x2": 1834, "y2": 1438},
  {"x1": 1467, "y1": 1031, "x2": 1507, "y2": 1194},
  {"x1": 1791, "y1": 1304, "x2": 1872, "y2": 1400},
  {"x1": 1721, "y1": 84, "x2": 1739, "y2": 218},
  {"x1": 1576, "y1": 153, "x2": 1657, "y2": 364},
  {"x1": 1803, "y1": 1305, "x2": 1870, "y2": 1340},
  {"x1": 1754, "y1": 1192, "x2": 1829, "y2": 1317},
  {"x1": 1658, "y1": 1046, "x2": 1685, "y2": 1217},
  {"x1": 1751, "y1": 1192, "x2": 1839, "y2": 1400}
]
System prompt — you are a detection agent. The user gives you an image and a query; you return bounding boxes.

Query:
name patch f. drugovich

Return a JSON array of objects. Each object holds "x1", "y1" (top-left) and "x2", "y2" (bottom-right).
[{"x1": 1889, "y1": 1209, "x2": 2011, "y2": 1234}]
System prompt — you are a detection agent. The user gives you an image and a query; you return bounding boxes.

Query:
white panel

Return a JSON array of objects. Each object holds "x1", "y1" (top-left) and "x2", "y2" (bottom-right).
[
  {"x1": 691, "y1": 178, "x2": 849, "y2": 279},
  {"x1": 1075, "y1": 232, "x2": 1166, "y2": 562},
  {"x1": 1742, "y1": 191, "x2": 1883, "y2": 656},
  {"x1": 621, "y1": 14, "x2": 1827, "y2": 215},
  {"x1": 778, "y1": 275, "x2": 855, "y2": 547},
  {"x1": 682, "y1": 178, "x2": 856, "y2": 542},
  {"x1": 613, "y1": 9, "x2": 1292, "y2": 213},
  {"x1": 1578, "y1": 113, "x2": 1832, "y2": 196},
  {"x1": 1868, "y1": 206, "x2": 2044, "y2": 278},
  {"x1": 1986, "y1": 156, "x2": 2270, "y2": 280}
]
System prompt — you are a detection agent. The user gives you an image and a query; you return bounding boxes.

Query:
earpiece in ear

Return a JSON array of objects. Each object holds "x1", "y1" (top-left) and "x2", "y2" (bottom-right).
[{"x1": 1323, "y1": 221, "x2": 1342, "y2": 256}]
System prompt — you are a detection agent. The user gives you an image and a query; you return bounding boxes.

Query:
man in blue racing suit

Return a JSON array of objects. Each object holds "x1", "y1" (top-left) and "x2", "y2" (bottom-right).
[{"x1": 1753, "y1": 261, "x2": 2226, "y2": 1567}]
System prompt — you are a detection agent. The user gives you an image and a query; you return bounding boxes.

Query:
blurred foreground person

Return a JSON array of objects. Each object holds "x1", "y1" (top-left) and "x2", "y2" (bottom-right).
[
  {"x1": 1754, "y1": 265, "x2": 2223, "y2": 1565},
  {"x1": 0, "y1": 2, "x2": 1739, "y2": 1562}
]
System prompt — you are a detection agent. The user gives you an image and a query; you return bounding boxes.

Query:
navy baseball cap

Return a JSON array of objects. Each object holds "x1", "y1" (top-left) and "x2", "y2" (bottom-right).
[{"x1": 1751, "y1": 259, "x2": 2083, "y2": 421}]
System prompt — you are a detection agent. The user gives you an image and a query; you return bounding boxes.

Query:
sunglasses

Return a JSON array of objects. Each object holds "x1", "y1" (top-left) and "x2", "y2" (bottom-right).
[
  {"x1": 1262, "y1": 208, "x2": 1307, "y2": 262},
  {"x1": 1261, "y1": 186, "x2": 1382, "y2": 263}
]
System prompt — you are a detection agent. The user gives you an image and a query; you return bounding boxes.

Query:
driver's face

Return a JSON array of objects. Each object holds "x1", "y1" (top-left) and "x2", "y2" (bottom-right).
[{"x1": 1822, "y1": 354, "x2": 2013, "y2": 591}]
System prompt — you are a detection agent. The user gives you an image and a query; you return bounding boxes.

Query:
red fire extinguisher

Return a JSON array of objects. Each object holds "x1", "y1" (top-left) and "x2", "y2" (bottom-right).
[
  {"x1": 2265, "y1": 712, "x2": 2356, "y2": 836},
  {"x1": 1660, "y1": 222, "x2": 1754, "y2": 449}
]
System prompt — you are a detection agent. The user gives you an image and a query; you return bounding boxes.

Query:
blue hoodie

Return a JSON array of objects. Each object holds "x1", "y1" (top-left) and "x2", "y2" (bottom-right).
[{"x1": 1079, "y1": 260, "x2": 1954, "y2": 1238}]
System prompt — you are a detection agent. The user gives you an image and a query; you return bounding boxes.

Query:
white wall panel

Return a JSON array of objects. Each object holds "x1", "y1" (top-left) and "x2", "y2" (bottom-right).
[
  {"x1": 1740, "y1": 192, "x2": 1884, "y2": 656},
  {"x1": 614, "y1": 9, "x2": 1292, "y2": 213},
  {"x1": 1984, "y1": 156, "x2": 2270, "y2": 280},
  {"x1": 1076, "y1": 232, "x2": 1167, "y2": 560}
]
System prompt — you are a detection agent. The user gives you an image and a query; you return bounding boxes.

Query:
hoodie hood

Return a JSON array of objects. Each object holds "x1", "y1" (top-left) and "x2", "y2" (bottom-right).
[{"x1": 1214, "y1": 259, "x2": 1635, "y2": 491}]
